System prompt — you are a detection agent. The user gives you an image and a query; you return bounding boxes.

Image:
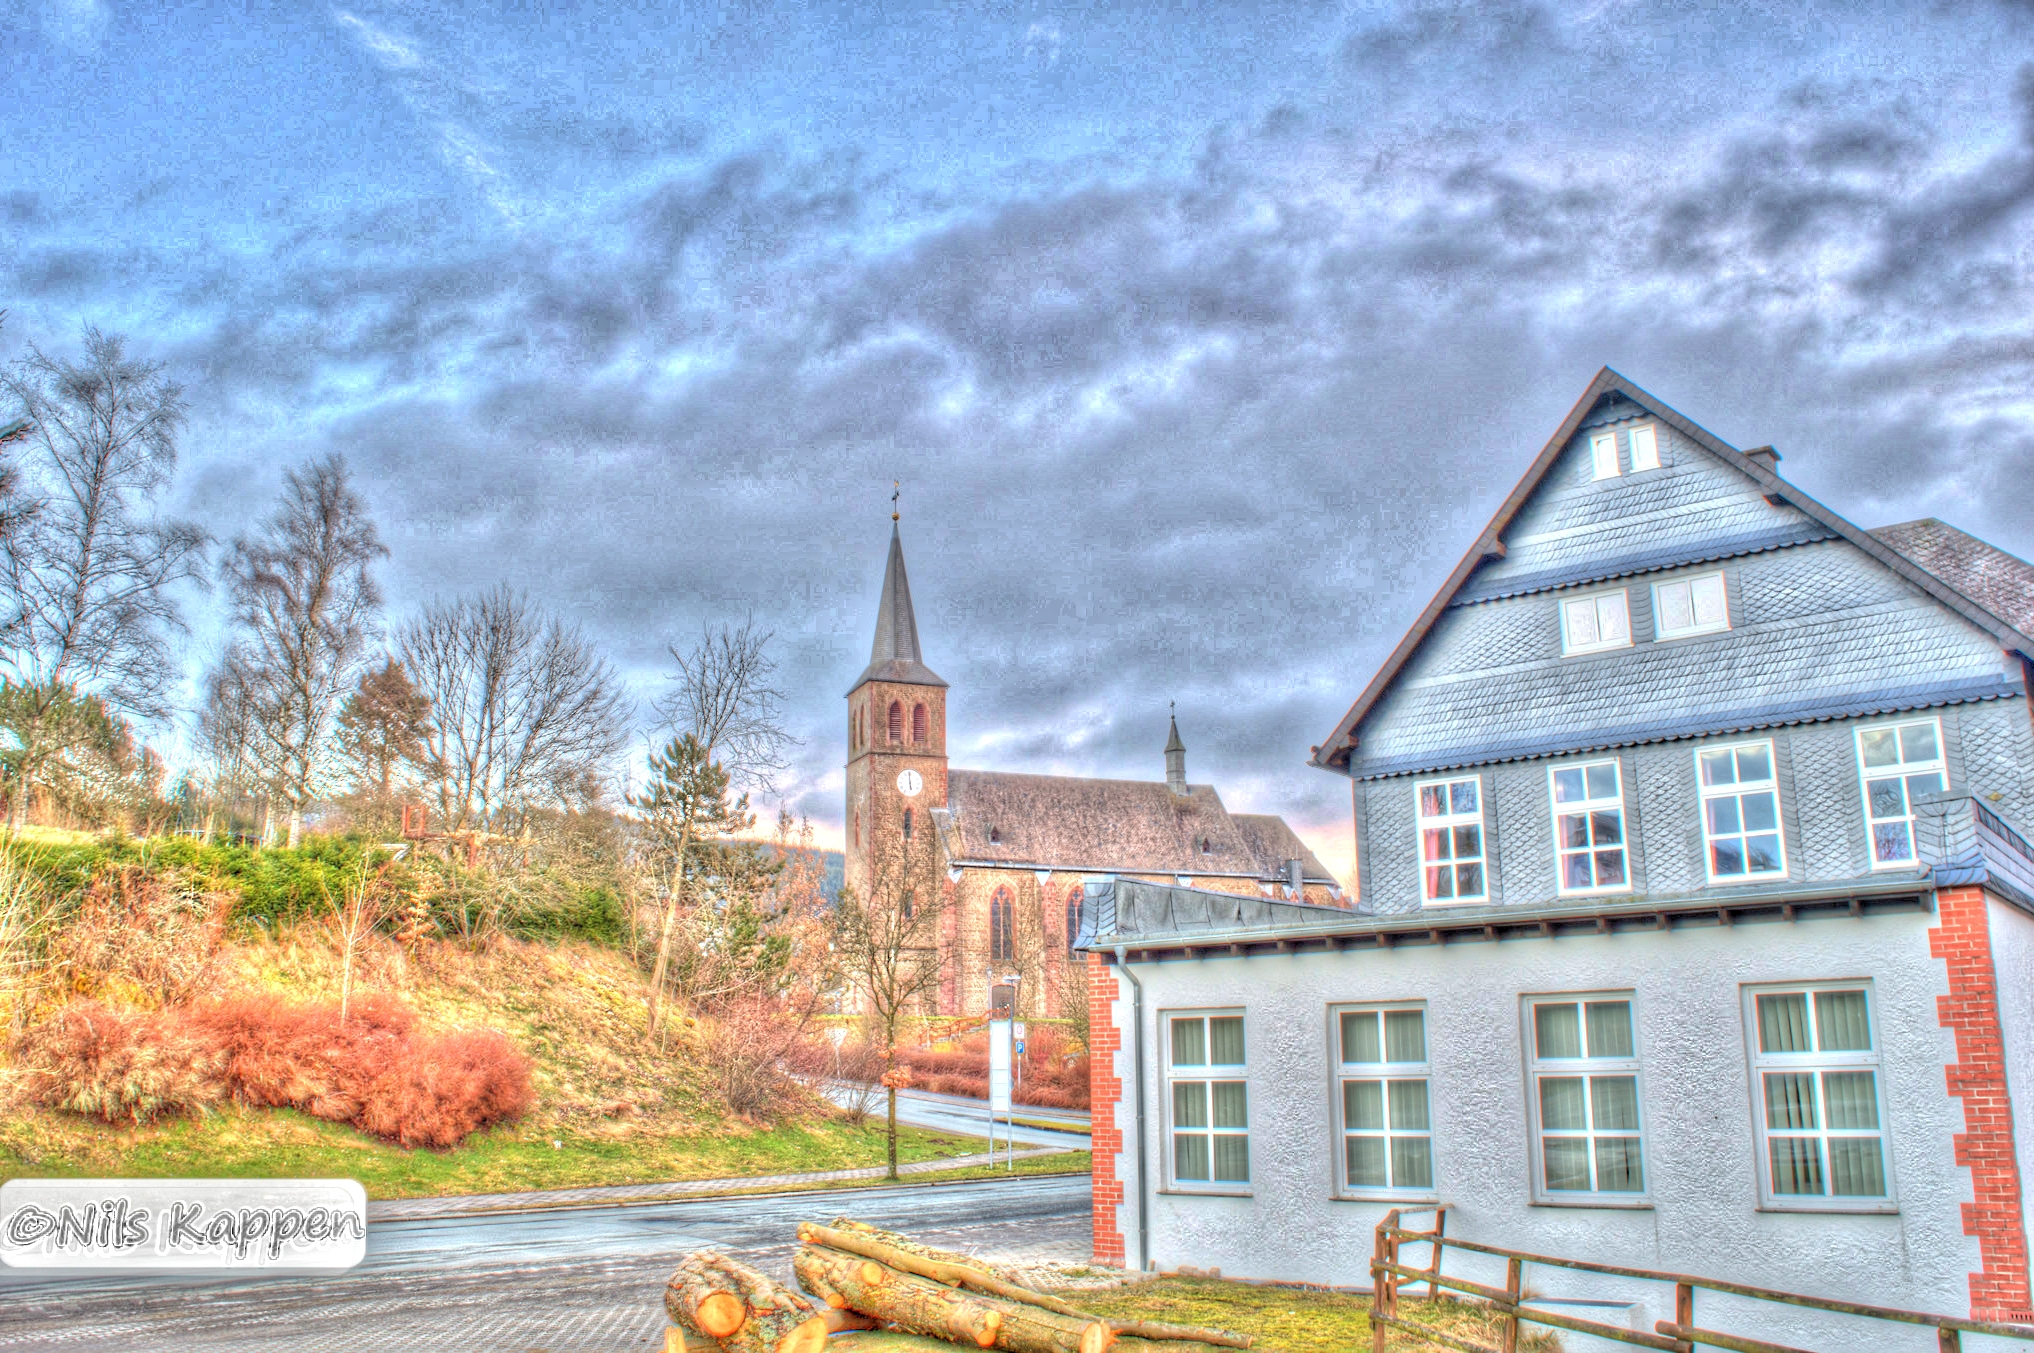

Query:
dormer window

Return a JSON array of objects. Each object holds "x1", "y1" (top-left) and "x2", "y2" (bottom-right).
[
  {"x1": 1629, "y1": 423, "x2": 1660, "y2": 471},
  {"x1": 1589, "y1": 431, "x2": 1620, "y2": 479},
  {"x1": 1200, "y1": 837, "x2": 1213, "y2": 855},
  {"x1": 988, "y1": 827, "x2": 1001, "y2": 845},
  {"x1": 1560, "y1": 589, "x2": 1631, "y2": 655}
]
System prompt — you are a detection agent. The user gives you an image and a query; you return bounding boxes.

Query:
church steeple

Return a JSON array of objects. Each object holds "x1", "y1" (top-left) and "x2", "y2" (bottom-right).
[
  {"x1": 1165, "y1": 706, "x2": 1188, "y2": 796},
  {"x1": 852, "y1": 523, "x2": 947, "y2": 690}
]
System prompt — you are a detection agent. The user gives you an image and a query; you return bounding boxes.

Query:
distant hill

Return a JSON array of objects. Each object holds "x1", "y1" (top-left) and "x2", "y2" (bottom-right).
[{"x1": 755, "y1": 843, "x2": 846, "y2": 902}]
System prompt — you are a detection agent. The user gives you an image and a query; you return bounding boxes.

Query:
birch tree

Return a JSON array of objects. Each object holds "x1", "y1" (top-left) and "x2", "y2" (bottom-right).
[
  {"x1": 829, "y1": 854, "x2": 945, "y2": 1178},
  {"x1": 224, "y1": 454, "x2": 387, "y2": 847}
]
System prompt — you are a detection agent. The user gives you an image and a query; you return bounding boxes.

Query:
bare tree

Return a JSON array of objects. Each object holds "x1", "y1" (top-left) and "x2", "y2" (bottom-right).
[
  {"x1": 0, "y1": 326, "x2": 206, "y2": 827},
  {"x1": 396, "y1": 586, "x2": 631, "y2": 835},
  {"x1": 224, "y1": 455, "x2": 387, "y2": 847},
  {"x1": 639, "y1": 618, "x2": 796, "y2": 1042},
  {"x1": 829, "y1": 852, "x2": 945, "y2": 1179},
  {"x1": 194, "y1": 649, "x2": 271, "y2": 842}
]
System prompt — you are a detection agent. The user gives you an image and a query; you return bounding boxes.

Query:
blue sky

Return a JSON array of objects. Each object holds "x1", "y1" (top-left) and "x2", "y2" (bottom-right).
[{"x1": 7, "y1": 0, "x2": 2034, "y2": 878}]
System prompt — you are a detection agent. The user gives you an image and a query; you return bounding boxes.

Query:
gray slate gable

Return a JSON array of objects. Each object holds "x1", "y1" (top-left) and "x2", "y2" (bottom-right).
[{"x1": 1312, "y1": 369, "x2": 2034, "y2": 778}]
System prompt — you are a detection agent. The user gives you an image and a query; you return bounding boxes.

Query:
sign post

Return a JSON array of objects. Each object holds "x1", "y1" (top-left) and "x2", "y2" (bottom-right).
[{"x1": 989, "y1": 1018, "x2": 1013, "y2": 1170}]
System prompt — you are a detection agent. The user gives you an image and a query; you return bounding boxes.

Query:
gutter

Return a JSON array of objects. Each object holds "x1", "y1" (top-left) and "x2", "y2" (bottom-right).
[{"x1": 1113, "y1": 945, "x2": 1149, "y2": 1273}]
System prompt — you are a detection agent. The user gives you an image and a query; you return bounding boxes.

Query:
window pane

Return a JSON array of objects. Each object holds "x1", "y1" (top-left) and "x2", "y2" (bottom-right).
[
  {"x1": 1388, "y1": 1080, "x2": 1431, "y2": 1131},
  {"x1": 1742, "y1": 792, "x2": 1778, "y2": 833},
  {"x1": 1745, "y1": 835, "x2": 1783, "y2": 873},
  {"x1": 1758, "y1": 994, "x2": 1811, "y2": 1053},
  {"x1": 1594, "y1": 1137, "x2": 1644, "y2": 1192},
  {"x1": 1764, "y1": 1073, "x2": 1818, "y2": 1130},
  {"x1": 1536, "y1": 1004, "x2": 1583, "y2": 1059},
  {"x1": 1451, "y1": 781, "x2": 1478, "y2": 814},
  {"x1": 1342, "y1": 1011, "x2": 1381, "y2": 1064},
  {"x1": 1453, "y1": 824, "x2": 1481, "y2": 858},
  {"x1": 1598, "y1": 594, "x2": 1630, "y2": 643},
  {"x1": 1426, "y1": 865, "x2": 1455, "y2": 899},
  {"x1": 1630, "y1": 425, "x2": 1659, "y2": 470},
  {"x1": 1172, "y1": 1018, "x2": 1206, "y2": 1067},
  {"x1": 1873, "y1": 822, "x2": 1913, "y2": 863},
  {"x1": 1823, "y1": 1072, "x2": 1879, "y2": 1130},
  {"x1": 1900, "y1": 723, "x2": 1940, "y2": 763},
  {"x1": 1905, "y1": 771, "x2": 1944, "y2": 803},
  {"x1": 1553, "y1": 768, "x2": 1585, "y2": 803},
  {"x1": 1691, "y1": 574, "x2": 1727, "y2": 626},
  {"x1": 1211, "y1": 1081, "x2": 1248, "y2": 1130},
  {"x1": 1815, "y1": 990, "x2": 1871, "y2": 1052},
  {"x1": 1711, "y1": 839, "x2": 1745, "y2": 876},
  {"x1": 1174, "y1": 1081, "x2": 1208, "y2": 1128},
  {"x1": 1212, "y1": 1135, "x2": 1250, "y2": 1183},
  {"x1": 1860, "y1": 729, "x2": 1899, "y2": 768},
  {"x1": 1828, "y1": 1138, "x2": 1887, "y2": 1197},
  {"x1": 1770, "y1": 1137, "x2": 1824, "y2": 1195},
  {"x1": 1540, "y1": 1077, "x2": 1587, "y2": 1131},
  {"x1": 1565, "y1": 599, "x2": 1599, "y2": 648},
  {"x1": 1660, "y1": 582, "x2": 1695, "y2": 633},
  {"x1": 1544, "y1": 1138, "x2": 1592, "y2": 1191},
  {"x1": 1175, "y1": 1133, "x2": 1210, "y2": 1182},
  {"x1": 1384, "y1": 1010, "x2": 1426, "y2": 1063},
  {"x1": 1583, "y1": 1002, "x2": 1631, "y2": 1057},
  {"x1": 1345, "y1": 1080, "x2": 1384, "y2": 1131},
  {"x1": 1593, "y1": 850, "x2": 1627, "y2": 886},
  {"x1": 1456, "y1": 863, "x2": 1484, "y2": 896},
  {"x1": 1562, "y1": 854, "x2": 1594, "y2": 889},
  {"x1": 1560, "y1": 813, "x2": 1590, "y2": 848},
  {"x1": 1391, "y1": 1136, "x2": 1434, "y2": 1190},
  {"x1": 1591, "y1": 1076, "x2": 1640, "y2": 1131},
  {"x1": 1347, "y1": 1135, "x2": 1387, "y2": 1189},
  {"x1": 1867, "y1": 777, "x2": 1906, "y2": 818},
  {"x1": 1590, "y1": 810, "x2": 1623, "y2": 845},
  {"x1": 1422, "y1": 828, "x2": 1449, "y2": 863},
  {"x1": 1736, "y1": 745, "x2": 1771, "y2": 781},
  {"x1": 1700, "y1": 749, "x2": 1735, "y2": 786},
  {"x1": 1707, "y1": 798, "x2": 1742, "y2": 835},
  {"x1": 1586, "y1": 763, "x2": 1619, "y2": 799},
  {"x1": 1591, "y1": 434, "x2": 1619, "y2": 479},
  {"x1": 1209, "y1": 1017, "x2": 1245, "y2": 1065},
  {"x1": 1420, "y1": 785, "x2": 1447, "y2": 817}
]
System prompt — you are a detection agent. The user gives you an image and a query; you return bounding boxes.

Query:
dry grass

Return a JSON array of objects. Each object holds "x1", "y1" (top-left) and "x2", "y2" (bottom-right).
[{"x1": 1069, "y1": 1279, "x2": 1561, "y2": 1353}]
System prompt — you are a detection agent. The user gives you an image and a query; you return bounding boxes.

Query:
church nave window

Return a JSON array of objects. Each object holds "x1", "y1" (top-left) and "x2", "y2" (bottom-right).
[{"x1": 1066, "y1": 890, "x2": 1083, "y2": 959}]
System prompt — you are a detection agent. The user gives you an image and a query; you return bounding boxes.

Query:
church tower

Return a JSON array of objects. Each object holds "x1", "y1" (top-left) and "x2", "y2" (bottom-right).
[{"x1": 844, "y1": 520, "x2": 949, "y2": 916}]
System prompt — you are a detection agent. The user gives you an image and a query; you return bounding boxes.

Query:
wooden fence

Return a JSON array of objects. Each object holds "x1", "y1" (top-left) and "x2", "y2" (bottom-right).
[{"x1": 1371, "y1": 1205, "x2": 2034, "y2": 1353}]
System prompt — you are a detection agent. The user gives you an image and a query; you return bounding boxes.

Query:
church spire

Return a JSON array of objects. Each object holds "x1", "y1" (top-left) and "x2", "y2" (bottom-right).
[
  {"x1": 1165, "y1": 704, "x2": 1188, "y2": 796},
  {"x1": 850, "y1": 521, "x2": 947, "y2": 691}
]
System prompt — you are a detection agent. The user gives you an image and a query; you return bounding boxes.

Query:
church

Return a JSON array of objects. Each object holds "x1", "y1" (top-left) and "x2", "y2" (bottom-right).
[{"x1": 843, "y1": 520, "x2": 1342, "y2": 1019}]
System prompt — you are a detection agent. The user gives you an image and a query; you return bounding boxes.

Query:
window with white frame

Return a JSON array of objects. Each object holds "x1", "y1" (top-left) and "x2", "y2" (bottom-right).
[
  {"x1": 1629, "y1": 423, "x2": 1661, "y2": 471},
  {"x1": 1653, "y1": 572, "x2": 1729, "y2": 639},
  {"x1": 1167, "y1": 1013, "x2": 1248, "y2": 1188},
  {"x1": 1589, "y1": 430, "x2": 1620, "y2": 479},
  {"x1": 1337, "y1": 1005, "x2": 1433, "y2": 1195},
  {"x1": 1699, "y1": 741, "x2": 1786, "y2": 881},
  {"x1": 1855, "y1": 718, "x2": 1946, "y2": 867},
  {"x1": 1746, "y1": 985, "x2": 1892, "y2": 1206},
  {"x1": 1551, "y1": 760, "x2": 1628, "y2": 894},
  {"x1": 1527, "y1": 995, "x2": 1646, "y2": 1198},
  {"x1": 1417, "y1": 776, "x2": 1486, "y2": 904},
  {"x1": 1560, "y1": 590, "x2": 1631, "y2": 655}
]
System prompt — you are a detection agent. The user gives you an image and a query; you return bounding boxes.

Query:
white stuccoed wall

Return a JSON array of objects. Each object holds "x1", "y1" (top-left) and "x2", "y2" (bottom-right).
[{"x1": 1099, "y1": 908, "x2": 1994, "y2": 1352}]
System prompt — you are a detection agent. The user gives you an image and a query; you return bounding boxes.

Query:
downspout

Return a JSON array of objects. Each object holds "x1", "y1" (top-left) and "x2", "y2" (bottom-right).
[{"x1": 1113, "y1": 946, "x2": 1150, "y2": 1272}]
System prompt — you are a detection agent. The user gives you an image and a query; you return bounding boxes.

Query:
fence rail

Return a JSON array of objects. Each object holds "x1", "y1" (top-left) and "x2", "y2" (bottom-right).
[{"x1": 1370, "y1": 1205, "x2": 2034, "y2": 1353}]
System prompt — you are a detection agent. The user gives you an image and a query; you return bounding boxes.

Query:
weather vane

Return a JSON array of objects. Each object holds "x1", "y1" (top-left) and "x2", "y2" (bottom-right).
[{"x1": 892, "y1": 480, "x2": 900, "y2": 522}]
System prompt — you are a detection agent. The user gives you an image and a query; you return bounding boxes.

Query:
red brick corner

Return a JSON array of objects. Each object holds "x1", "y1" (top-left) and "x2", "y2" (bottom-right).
[
  {"x1": 1932, "y1": 885, "x2": 2034, "y2": 1322},
  {"x1": 1086, "y1": 953, "x2": 1126, "y2": 1268}
]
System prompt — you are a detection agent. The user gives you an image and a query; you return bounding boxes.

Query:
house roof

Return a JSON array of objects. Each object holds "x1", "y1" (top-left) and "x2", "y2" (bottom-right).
[
  {"x1": 930, "y1": 768, "x2": 1337, "y2": 883},
  {"x1": 1873, "y1": 519, "x2": 2034, "y2": 637},
  {"x1": 850, "y1": 523, "x2": 947, "y2": 692},
  {"x1": 1311, "y1": 369, "x2": 2034, "y2": 774}
]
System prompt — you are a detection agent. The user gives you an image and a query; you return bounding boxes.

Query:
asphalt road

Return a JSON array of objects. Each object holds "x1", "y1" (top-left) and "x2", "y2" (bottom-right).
[
  {"x1": 821, "y1": 1083, "x2": 1092, "y2": 1152},
  {"x1": 0, "y1": 1174, "x2": 1092, "y2": 1353}
]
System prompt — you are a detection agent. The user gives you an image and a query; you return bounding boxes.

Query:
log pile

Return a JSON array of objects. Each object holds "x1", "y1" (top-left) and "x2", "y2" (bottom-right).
[{"x1": 663, "y1": 1218, "x2": 1251, "y2": 1353}]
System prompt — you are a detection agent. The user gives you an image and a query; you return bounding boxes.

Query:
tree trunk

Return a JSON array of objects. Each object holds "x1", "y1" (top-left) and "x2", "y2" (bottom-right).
[
  {"x1": 798, "y1": 1223, "x2": 1082, "y2": 1316},
  {"x1": 886, "y1": 1083, "x2": 899, "y2": 1179},
  {"x1": 812, "y1": 1335, "x2": 972, "y2": 1353},
  {"x1": 286, "y1": 804, "x2": 303, "y2": 849},
  {"x1": 817, "y1": 1220, "x2": 1023, "y2": 1284},
  {"x1": 666, "y1": 1250, "x2": 826, "y2": 1353},
  {"x1": 646, "y1": 822, "x2": 695, "y2": 1045},
  {"x1": 792, "y1": 1245, "x2": 1112, "y2": 1353}
]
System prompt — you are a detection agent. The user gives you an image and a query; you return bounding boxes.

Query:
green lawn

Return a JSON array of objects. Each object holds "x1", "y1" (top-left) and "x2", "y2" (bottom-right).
[
  {"x1": 0, "y1": 1102, "x2": 1085, "y2": 1201},
  {"x1": 1071, "y1": 1279, "x2": 1559, "y2": 1353}
]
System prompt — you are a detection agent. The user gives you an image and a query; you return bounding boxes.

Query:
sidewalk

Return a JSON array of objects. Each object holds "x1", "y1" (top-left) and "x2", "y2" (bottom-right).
[{"x1": 368, "y1": 1146, "x2": 1080, "y2": 1222}]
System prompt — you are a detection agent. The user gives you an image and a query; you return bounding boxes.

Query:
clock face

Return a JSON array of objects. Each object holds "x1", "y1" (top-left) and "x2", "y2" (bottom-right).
[{"x1": 896, "y1": 769, "x2": 924, "y2": 798}]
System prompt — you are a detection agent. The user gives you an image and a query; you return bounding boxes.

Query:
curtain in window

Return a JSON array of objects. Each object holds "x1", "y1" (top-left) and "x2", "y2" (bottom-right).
[{"x1": 1758, "y1": 994, "x2": 1811, "y2": 1054}]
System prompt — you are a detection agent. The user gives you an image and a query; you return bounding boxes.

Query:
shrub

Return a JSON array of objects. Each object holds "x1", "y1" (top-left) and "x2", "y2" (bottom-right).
[
  {"x1": 17, "y1": 992, "x2": 533, "y2": 1147},
  {"x1": 53, "y1": 865, "x2": 232, "y2": 1005},
  {"x1": 700, "y1": 997, "x2": 806, "y2": 1125}
]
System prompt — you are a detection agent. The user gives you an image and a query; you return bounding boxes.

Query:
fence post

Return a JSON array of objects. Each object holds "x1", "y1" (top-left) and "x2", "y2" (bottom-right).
[
  {"x1": 1501, "y1": 1256, "x2": 1522, "y2": 1353},
  {"x1": 1425, "y1": 1208, "x2": 1447, "y2": 1302},
  {"x1": 1939, "y1": 1329, "x2": 1962, "y2": 1353},
  {"x1": 1673, "y1": 1282, "x2": 1694, "y2": 1353},
  {"x1": 1372, "y1": 1210, "x2": 1398, "y2": 1353}
]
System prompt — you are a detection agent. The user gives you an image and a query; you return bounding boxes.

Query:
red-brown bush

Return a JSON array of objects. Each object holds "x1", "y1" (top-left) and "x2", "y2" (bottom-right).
[
  {"x1": 897, "y1": 1027, "x2": 1089, "y2": 1110},
  {"x1": 16, "y1": 993, "x2": 532, "y2": 1146}
]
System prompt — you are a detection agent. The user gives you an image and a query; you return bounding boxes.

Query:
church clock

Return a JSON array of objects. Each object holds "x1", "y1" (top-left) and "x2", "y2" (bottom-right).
[{"x1": 896, "y1": 769, "x2": 923, "y2": 797}]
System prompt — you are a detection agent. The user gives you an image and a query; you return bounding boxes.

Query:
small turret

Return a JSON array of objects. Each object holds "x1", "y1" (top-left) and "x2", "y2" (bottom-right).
[{"x1": 1165, "y1": 708, "x2": 1188, "y2": 797}]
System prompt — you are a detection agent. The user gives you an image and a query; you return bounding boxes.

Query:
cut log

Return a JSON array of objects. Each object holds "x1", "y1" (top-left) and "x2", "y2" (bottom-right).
[
  {"x1": 1108, "y1": 1321, "x2": 1252, "y2": 1349},
  {"x1": 665, "y1": 1250, "x2": 827, "y2": 1353},
  {"x1": 822, "y1": 1309, "x2": 880, "y2": 1335},
  {"x1": 800, "y1": 1223, "x2": 1087, "y2": 1319},
  {"x1": 1110, "y1": 1339, "x2": 1239, "y2": 1353},
  {"x1": 795, "y1": 1244, "x2": 1113, "y2": 1353},
  {"x1": 665, "y1": 1326, "x2": 718, "y2": 1353},
  {"x1": 826, "y1": 1218, "x2": 1023, "y2": 1283},
  {"x1": 828, "y1": 1334, "x2": 979, "y2": 1353}
]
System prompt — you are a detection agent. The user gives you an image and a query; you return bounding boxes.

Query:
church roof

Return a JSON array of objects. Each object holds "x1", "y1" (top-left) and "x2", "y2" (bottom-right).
[
  {"x1": 931, "y1": 768, "x2": 1336, "y2": 883},
  {"x1": 851, "y1": 523, "x2": 946, "y2": 692}
]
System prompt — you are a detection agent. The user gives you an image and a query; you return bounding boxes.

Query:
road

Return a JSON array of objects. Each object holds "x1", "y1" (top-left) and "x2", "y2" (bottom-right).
[
  {"x1": 0, "y1": 1174, "x2": 1092, "y2": 1353},
  {"x1": 821, "y1": 1082, "x2": 1092, "y2": 1152}
]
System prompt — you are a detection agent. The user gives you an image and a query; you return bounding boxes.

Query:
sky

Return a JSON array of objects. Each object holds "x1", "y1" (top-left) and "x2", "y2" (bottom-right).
[{"x1": 6, "y1": 0, "x2": 2034, "y2": 884}]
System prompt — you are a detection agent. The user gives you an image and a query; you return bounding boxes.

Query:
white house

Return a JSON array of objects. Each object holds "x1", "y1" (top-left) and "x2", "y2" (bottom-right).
[{"x1": 1078, "y1": 369, "x2": 2034, "y2": 1350}]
